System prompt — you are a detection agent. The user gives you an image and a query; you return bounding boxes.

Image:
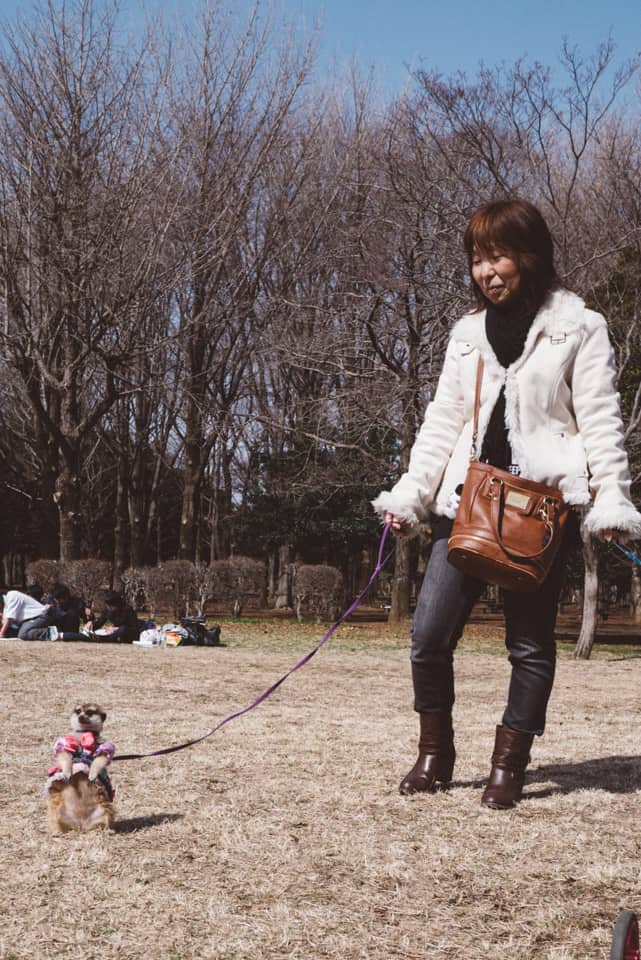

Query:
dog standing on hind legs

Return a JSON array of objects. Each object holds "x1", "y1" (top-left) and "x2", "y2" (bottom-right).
[{"x1": 46, "y1": 703, "x2": 116, "y2": 833}]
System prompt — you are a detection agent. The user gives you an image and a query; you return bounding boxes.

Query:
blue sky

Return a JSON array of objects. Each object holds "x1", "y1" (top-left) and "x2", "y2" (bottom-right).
[
  {"x1": 0, "y1": 0, "x2": 639, "y2": 98},
  {"x1": 279, "y1": 0, "x2": 641, "y2": 94}
]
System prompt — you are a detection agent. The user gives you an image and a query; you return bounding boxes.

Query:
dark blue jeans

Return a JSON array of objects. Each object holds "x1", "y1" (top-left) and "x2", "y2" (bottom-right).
[
  {"x1": 18, "y1": 610, "x2": 55, "y2": 640},
  {"x1": 410, "y1": 529, "x2": 570, "y2": 736}
]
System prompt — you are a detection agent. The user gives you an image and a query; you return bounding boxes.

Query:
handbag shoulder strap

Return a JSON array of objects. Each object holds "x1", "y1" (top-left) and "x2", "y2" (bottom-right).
[{"x1": 470, "y1": 354, "x2": 484, "y2": 461}]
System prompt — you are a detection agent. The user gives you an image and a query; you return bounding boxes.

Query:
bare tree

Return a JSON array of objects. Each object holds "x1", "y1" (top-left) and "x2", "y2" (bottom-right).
[
  {"x1": 242, "y1": 80, "x2": 390, "y2": 591},
  {"x1": 164, "y1": 2, "x2": 315, "y2": 561},
  {"x1": 0, "y1": 0, "x2": 174, "y2": 559},
  {"x1": 573, "y1": 116, "x2": 641, "y2": 652}
]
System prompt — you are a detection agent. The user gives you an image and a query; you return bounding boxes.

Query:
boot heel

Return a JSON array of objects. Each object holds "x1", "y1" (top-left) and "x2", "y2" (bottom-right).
[
  {"x1": 399, "y1": 713, "x2": 455, "y2": 795},
  {"x1": 436, "y1": 753, "x2": 455, "y2": 783},
  {"x1": 481, "y1": 724, "x2": 534, "y2": 809}
]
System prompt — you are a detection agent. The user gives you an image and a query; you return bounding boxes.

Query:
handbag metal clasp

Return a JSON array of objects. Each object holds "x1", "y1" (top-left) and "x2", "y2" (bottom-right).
[
  {"x1": 488, "y1": 477, "x2": 501, "y2": 499},
  {"x1": 539, "y1": 497, "x2": 555, "y2": 522}
]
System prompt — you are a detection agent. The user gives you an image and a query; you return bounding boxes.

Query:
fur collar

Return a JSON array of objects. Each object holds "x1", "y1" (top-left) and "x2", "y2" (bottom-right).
[{"x1": 450, "y1": 288, "x2": 589, "y2": 368}]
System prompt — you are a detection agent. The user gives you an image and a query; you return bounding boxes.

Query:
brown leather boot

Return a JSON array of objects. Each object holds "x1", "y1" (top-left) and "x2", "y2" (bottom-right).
[
  {"x1": 399, "y1": 712, "x2": 455, "y2": 795},
  {"x1": 481, "y1": 724, "x2": 534, "y2": 809}
]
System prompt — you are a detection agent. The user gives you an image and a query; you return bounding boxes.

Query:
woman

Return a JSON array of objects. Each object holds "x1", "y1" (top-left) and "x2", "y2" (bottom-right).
[
  {"x1": 373, "y1": 199, "x2": 641, "y2": 809},
  {"x1": 86, "y1": 590, "x2": 143, "y2": 644}
]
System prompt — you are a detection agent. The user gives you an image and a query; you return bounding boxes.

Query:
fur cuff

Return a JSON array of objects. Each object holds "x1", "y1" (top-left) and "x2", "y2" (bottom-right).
[
  {"x1": 371, "y1": 492, "x2": 419, "y2": 525},
  {"x1": 583, "y1": 500, "x2": 641, "y2": 541},
  {"x1": 371, "y1": 493, "x2": 422, "y2": 537}
]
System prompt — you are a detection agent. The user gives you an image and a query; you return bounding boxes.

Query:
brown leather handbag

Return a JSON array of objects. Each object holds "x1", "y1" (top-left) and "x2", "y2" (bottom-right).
[{"x1": 447, "y1": 357, "x2": 570, "y2": 592}]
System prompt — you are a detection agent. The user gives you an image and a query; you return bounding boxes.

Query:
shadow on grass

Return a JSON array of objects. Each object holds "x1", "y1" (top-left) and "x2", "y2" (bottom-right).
[
  {"x1": 450, "y1": 756, "x2": 641, "y2": 797},
  {"x1": 525, "y1": 755, "x2": 641, "y2": 798},
  {"x1": 113, "y1": 812, "x2": 183, "y2": 834}
]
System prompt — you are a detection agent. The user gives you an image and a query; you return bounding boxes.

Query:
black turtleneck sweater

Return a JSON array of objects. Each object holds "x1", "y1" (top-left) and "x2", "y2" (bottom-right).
[
  {"x1": 479, "y1": 299, "x2": 537, "y2": 471},
  {"x1": 431, "y1": 296, "x2": 538, "y2": 541}
]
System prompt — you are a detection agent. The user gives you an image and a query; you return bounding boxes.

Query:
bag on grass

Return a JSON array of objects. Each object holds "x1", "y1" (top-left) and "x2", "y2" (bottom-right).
[
  {"x1": 160, "y1": 623, "x2": 189, "y2": 647},
  {"x1": 135, "y1": 626, "x2": 162, "y2": 647}
]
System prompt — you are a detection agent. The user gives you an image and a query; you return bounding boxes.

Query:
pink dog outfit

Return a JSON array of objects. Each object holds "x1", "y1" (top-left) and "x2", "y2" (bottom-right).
[{"x1": 46, "y1": 731, "x2": 116, "y2": 800}]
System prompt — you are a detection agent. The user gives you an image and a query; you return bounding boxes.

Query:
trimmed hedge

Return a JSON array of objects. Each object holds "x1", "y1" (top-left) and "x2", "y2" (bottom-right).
[
  {"x1": 293, "y1": 564, "x2": 343, "y2": 622},
  {"x1": 26, "y1": 558, "x2": 110, "y2": 603}
]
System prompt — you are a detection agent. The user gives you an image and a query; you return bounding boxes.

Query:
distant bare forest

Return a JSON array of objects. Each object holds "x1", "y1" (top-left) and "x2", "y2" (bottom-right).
[{"x1": 0, "y1": 0, "x2": 639, "y2": 631}]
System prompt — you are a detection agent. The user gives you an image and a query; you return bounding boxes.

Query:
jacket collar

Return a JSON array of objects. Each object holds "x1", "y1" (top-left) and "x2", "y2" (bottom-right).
[{"x1": 451, "y1": 288, "x2": 588, "y2": 371}]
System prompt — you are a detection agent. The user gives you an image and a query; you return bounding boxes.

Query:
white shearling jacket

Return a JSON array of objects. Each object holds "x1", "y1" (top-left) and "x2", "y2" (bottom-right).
[{"x1": 373, "y1": 288, "x2": 641, "y2": 540}]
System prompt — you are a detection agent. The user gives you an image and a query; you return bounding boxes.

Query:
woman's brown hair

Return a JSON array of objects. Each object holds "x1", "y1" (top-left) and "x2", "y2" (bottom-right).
[{"x1": 464, "y1": 198, "x2": 559, "y2": 312}]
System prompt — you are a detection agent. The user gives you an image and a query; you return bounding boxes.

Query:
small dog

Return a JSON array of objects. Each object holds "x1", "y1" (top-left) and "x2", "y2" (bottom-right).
[{"x1": 46, "y1": 702, "x2": 116, "y2": 833}]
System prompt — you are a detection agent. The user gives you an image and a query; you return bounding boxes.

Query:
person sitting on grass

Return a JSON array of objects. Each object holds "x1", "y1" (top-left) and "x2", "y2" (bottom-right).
[
  {"x1": 83, "y1": 590, "x2": 144, "y2": 644},
  {"x1": 1, "y1": 587, "x2": 54, "y2": 640},
  {"x1": 46, "y1": 583, "x2": 93, "y2": 641}
]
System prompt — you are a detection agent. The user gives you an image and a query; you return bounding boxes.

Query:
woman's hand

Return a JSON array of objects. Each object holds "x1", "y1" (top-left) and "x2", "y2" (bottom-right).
[{"x1": 384, "y1": 511, "x2": 411, "y2": 536}]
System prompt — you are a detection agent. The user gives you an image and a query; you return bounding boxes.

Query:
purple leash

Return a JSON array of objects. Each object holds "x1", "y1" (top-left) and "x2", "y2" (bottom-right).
[{"x1": 114, "y1": 523, "x2": 395, "y2": 762}]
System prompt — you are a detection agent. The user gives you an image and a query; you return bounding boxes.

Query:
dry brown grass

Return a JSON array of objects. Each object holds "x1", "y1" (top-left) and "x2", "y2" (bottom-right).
[{"x1": 1, "y1": 620, "x2": 640, "y2": 959}]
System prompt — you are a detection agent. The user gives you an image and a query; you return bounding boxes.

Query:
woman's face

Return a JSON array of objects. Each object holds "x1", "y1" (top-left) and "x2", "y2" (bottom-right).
[{"x1": 471, "y1": 247, "x2": 521, "y2": 305}]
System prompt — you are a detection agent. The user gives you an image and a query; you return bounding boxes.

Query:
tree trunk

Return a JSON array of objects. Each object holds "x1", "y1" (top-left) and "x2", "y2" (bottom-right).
[
  {"x1": 179, "y1": 288, "x2": 208, "y2": 561},
  {"x1": 630, "y1": 565, "x2": 641, "y2": 624},
  {"x1": 155, "y1": 513, "x2": 162, "y2": 564},
  {"x1": 210, "y1": 494, "x2": 223, "y2": 562},
  {"x1": 2, "y1": 553, "x2": 23, "y2": 586},
  {"x1": 209, "y1": 455, "x2": 233, "y2": 561},
  {"x1": 387, "y1": 310, "x2": 423, "y2": 621},
  {"x1": 387, "y1": 442, "x2": 417, "y2": 620},
  {"x1": 40, "y1": 447, "x2": 63, "y2": 558},
  {"x1": 141, "y1": 451, "x2": 165, "y2": 567},
  {"x1": 575, "y1": 527, "x2": 599, "y2": 659},
  {"x1": 271, "y1": 543, "x2": 292, "y2": 609},
  {"x1": 113, "y1": 458, "x2": 129, "y2": 576},
  {"x1": 388, "y1": 536, "x2": 411, "y2": 622},
  {"x1": 129, "y1": 438, "x2": 145, "y2": 568},
  {"x1": 129, "y1": 502, "x2": 145, "y2": 569},
  {"x1": 343, "y1": 545, "x2": 372, "y2": 605},
  {"x1": 359, "y1": 544, "x2": 375, "y2": 596},
  {"x1": 267, "y1": 549, "x2": 277, "y2": 606},
  {"x1": 54, "y1": 467, "x2": 82, "y2": 562},
  {"x1": 179, "y1": 439, "x2": 202, "y2": 561}
]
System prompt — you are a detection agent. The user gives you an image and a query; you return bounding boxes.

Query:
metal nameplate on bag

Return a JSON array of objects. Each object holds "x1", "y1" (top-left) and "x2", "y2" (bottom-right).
[{"x1": 505, "y1": 490, "x2": 531, "y2": 511}]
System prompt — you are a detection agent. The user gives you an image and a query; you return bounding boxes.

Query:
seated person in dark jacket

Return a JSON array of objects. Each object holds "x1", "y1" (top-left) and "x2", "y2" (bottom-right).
[
  {"x1": 47, "y1": 583, "x2": 93, "y2": 641},
  {"x1": 85, "y1": 590, "x2": 143, "y2": 643}
]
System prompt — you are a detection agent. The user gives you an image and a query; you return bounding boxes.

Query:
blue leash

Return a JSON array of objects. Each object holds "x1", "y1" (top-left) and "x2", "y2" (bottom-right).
[{"x1": 611, "y1": 541, "x2": 641, "y2": 567}]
